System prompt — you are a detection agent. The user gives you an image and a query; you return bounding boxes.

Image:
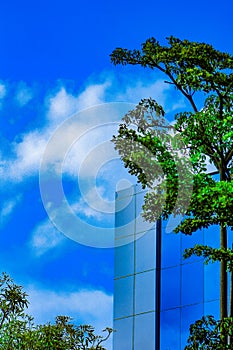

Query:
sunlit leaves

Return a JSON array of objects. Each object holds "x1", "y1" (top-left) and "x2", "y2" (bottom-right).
[
  {"x1": 110, "y1": 36, "x2": 233, "y2": 99},
  {"x1": 111, "y1": 37, "x2": 233, "y2": 233}
]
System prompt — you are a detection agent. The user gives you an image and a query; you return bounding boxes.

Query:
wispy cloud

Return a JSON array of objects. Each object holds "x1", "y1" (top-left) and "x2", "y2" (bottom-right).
[
  {"x1": 30, "y1": 219, "x2": 65, "y2": 256},
  {"x1": 0, "y1": 195, "x2": 22, "y2": 226},
  {"x1": 47, "y1": 81, "x2": 110, "y2": 124},
  {"x1": 15, "y1": 82, "x2": 33, "y2": 106},
  {"x1": 0, "y1": 74, "x2": 175, "y2": 185},
  {"x1": 72, "y1": 199, "x2": 103, "y2": 220},
  {"x1": 0, "y1": 82, "x2": 6, "y2": 99},
  {"x1": 116, "y1": 79, "x2": 170, "y2": 105},
  {"x1": 0, "y1": 80, "x2": 111, "y2": 182}
]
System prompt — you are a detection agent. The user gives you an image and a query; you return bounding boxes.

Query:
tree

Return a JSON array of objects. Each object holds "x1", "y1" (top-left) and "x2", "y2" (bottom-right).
[
  {"x1": 0, "y1": 272, "x2": 29, "y2": 328},
  {"x1": 110, "y1": 37, "x2": 233, "y2": 324},
  {"x1": 0, "y1": 272, "x2": 113, "y2": 349}
]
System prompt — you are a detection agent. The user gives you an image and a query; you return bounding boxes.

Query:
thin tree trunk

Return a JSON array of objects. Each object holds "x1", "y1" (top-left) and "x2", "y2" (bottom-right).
[
  {"x1": 229, "y1": 244, "x2": 233, "y2": 345},
  {"x1": 230, "y1": 244, "x2": 233, "y2": 318},
  {"x1": 219, "y1": 165, "x2": 228, "y2": 321},
  {"x1": 220, "y1": 223, "x2": 228, "y2": 319}
]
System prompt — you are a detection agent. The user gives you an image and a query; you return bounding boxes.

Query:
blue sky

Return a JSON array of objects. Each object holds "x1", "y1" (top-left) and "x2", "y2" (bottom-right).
[{"x1": 0, "y1": 0, "x2": 232, "y2": 348}]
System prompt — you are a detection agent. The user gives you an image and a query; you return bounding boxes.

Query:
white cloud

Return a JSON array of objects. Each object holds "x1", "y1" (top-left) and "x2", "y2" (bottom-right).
[
  {"x1": 0, "y1": 83, "x2": 6, "y2": 99},
  {"x1": 15, "y1": 83, "x2": 33, "y2": 106},
  {"x1": 75, "y1": 81, "x2": 111, "y2": 111},
  {"x1": 116, "y1": 79, "x2": 170, "y2": 105},
  {"x1": 47, "y1": 81, "x2": 110, "y2": 123},
  {"x1": 47, "y1": 87, "x2": 79, "y2": 123},
  {"x1": 72, "y1": 199, "x2": 103, "y2": 220},
  {"x1": 0, "y1": 195, "x2": 22, "y2": 226},
  {"x1": 30, "y1": 220, "x2": 65, "y2": 256},
  {"x1": 0, "y1": 74, "x2": 173, "y2": 184},
  {"x1": 0, "y1": 81, "x2": 112, "y2": 182},
  {"x1": 0, "y1": 130, "x2": 49, "y2": 182},
  {"x1": 26, "y1": 286, "x2": 113, "y2": 349},
  {"x1": 71, "y1": 186, "x2": 110, "y2": 220}
]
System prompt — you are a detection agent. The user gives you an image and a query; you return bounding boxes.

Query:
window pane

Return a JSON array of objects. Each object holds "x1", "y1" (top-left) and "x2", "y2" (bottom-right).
[
  {"x1": 115, "y1": 195, "x2": 135, "y2": 238},
  {"x1": 227, "y1": 227, "x2": 233, "y2": 262},
  {"x1": 204, "y1": 225, "x2": 220, "y2": 247},
  {"x1": 165, "y1": 214, "x2": 184, "y2": 234},
  {"x1": 115, "y1": 241, "x2": 134, "y2": 278},
  {"x1": 204, "y1": 262, "x2": 220, "y2": 302},
  {"x1": 161, "y1": 266, "x2": 180, "y2": 311},
  {"x1": 162, "y1": 230, "x2": 181, "y2": 268},
  {"x1": 113, "y1": 317, "x2": 133, "y2": 350},
  {"x1": 181, "y1": 303, "x2": 203, "y2": 349},
  {"x1": 135, "y1": 229, "x2": 156, "y2": 273},
  {"x1": 135, "y1": 190, "x2": 155, "y2": 233},
  {"x1": 181, "y1": 229, "x2": 203, "y2": 264},
  {"x1": 134, "y1": 312, "x2": 155, "y2": 350},
  {"x1": 116, "y1": 186, "x2": 134, "y2": 200},
  {"x1": 114, "y1": 276, "x2": 134, "y2": 318},
  {"x1": 181, "y1": 261, "x2": 204, "y2": 306},
  {"x1": 204, "y1": 300, "x2": 219, "y2": 319},
  {"x1": 135, "y1": 270, "x2": 155, "y2": 314},
  {"x1": 160, "y1": 308, "x2": 181, "y2": 350}
]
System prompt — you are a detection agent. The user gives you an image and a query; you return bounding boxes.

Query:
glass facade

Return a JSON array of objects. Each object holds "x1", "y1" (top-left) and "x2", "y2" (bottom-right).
[{"x1": 113, "y1": 185, "x2": 221, "y2": 350}]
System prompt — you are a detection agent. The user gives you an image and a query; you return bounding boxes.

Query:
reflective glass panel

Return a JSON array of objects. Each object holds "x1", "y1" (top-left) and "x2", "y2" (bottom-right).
[
  {"x1": 204, "y1": 300, "x2": 220, "y2": 319},
  {"x1": 115, "y1": 186, "x2": 135, "y2": 200},
  {"x1": 161, "y1": 266, "x2": 181, "y2": 311},
  {"x1": 135, "y1": 190, "x2": 155, "y2": 233},
  {"x1": 227, "y1": 226, "x2": 233, "y2": 247},
  {"x1": 134, "y1": 312, "x2": 155, "y2": 350},
  {"x1": 162, "y1": 230, "x2": 181, "y2": 268},
  {"x1": 115, "y1": 195, "x2": 135, "y2": 238},
  {"x1": 135, "y1": 229, "x2": 156, "y2": 273},
  {"x1": 160, "y1": 308, "x2": 181, "y2": 350},
  {"x1": 203, "y1": 225, "x2": 220, "y2": 247},
  {"x1": 204, "y1": 262, "x2": 220, "y2": 302},
  {"x1": 114, "y1": 241, "x2": 134, "y2": 278},
  {"x1": 181, "y1": 261, "x2": 204, "y2": 306},
  {"x1": 135, "y1": 270, "x2": 155, "y2": 314},
  {"x1": 114, "y1": 276, "x2": 134, "y2": 318},
  {"x1": 113, "y1": 317, "x2": 133, "y2": 350},
  {"x1": 181, "y1": 229, "x2": 203, "y2": 264},
  {"x1": 181, "y1": 303, "x2": 203, "y2": 349}
]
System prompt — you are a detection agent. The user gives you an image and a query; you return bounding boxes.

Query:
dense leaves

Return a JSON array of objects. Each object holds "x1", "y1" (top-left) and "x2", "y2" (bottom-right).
[
  {"x1": 185, "y1": 316, "x2": 233, "y2": 349},
  {"x1": 111, "y1": 37, "x2": 233, "y2": 236}
]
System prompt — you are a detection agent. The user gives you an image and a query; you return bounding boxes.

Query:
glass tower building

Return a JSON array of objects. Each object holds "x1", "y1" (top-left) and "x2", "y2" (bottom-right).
[{"x1": 113, "y1": 184, "x2": 221, "y2": 350}]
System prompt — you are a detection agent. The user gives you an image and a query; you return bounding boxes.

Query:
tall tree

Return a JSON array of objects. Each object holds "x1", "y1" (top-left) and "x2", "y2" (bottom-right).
[{"x1": 110, "y1": 37, "x2": 233, "y2": 321}]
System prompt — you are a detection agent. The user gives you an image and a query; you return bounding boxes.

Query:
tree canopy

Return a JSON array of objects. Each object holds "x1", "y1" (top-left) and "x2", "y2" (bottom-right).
[{"x1": 111, "y1": 36, "x2": 233, "y2": 323}]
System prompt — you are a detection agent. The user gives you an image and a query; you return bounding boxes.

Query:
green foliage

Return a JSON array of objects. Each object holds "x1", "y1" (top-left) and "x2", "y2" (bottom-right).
[
  {"x1": 184, "y1": 245, "x2": 233, "y2": 271},
  {"x1": 113, "y1": 98, "x2": 194, "y2": 222},
  {"x1": 111, "y1": 36, "x2": 233, "y2": 99},
  {"x1": 0, "y1": 272, "x2": 29, "y2": 329},
  {"x1": 111, "y1": 36, "x2": 233, "y2": 321},
  {"x1": 111, "y1": 36, "x2": 233, "y2": 236},
  {"x1": 0, "y1": 272, "x2": 112, "y2": 350},
  {"x1": 185, "y1": 315, "x2": 233, "y2": 349}
]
